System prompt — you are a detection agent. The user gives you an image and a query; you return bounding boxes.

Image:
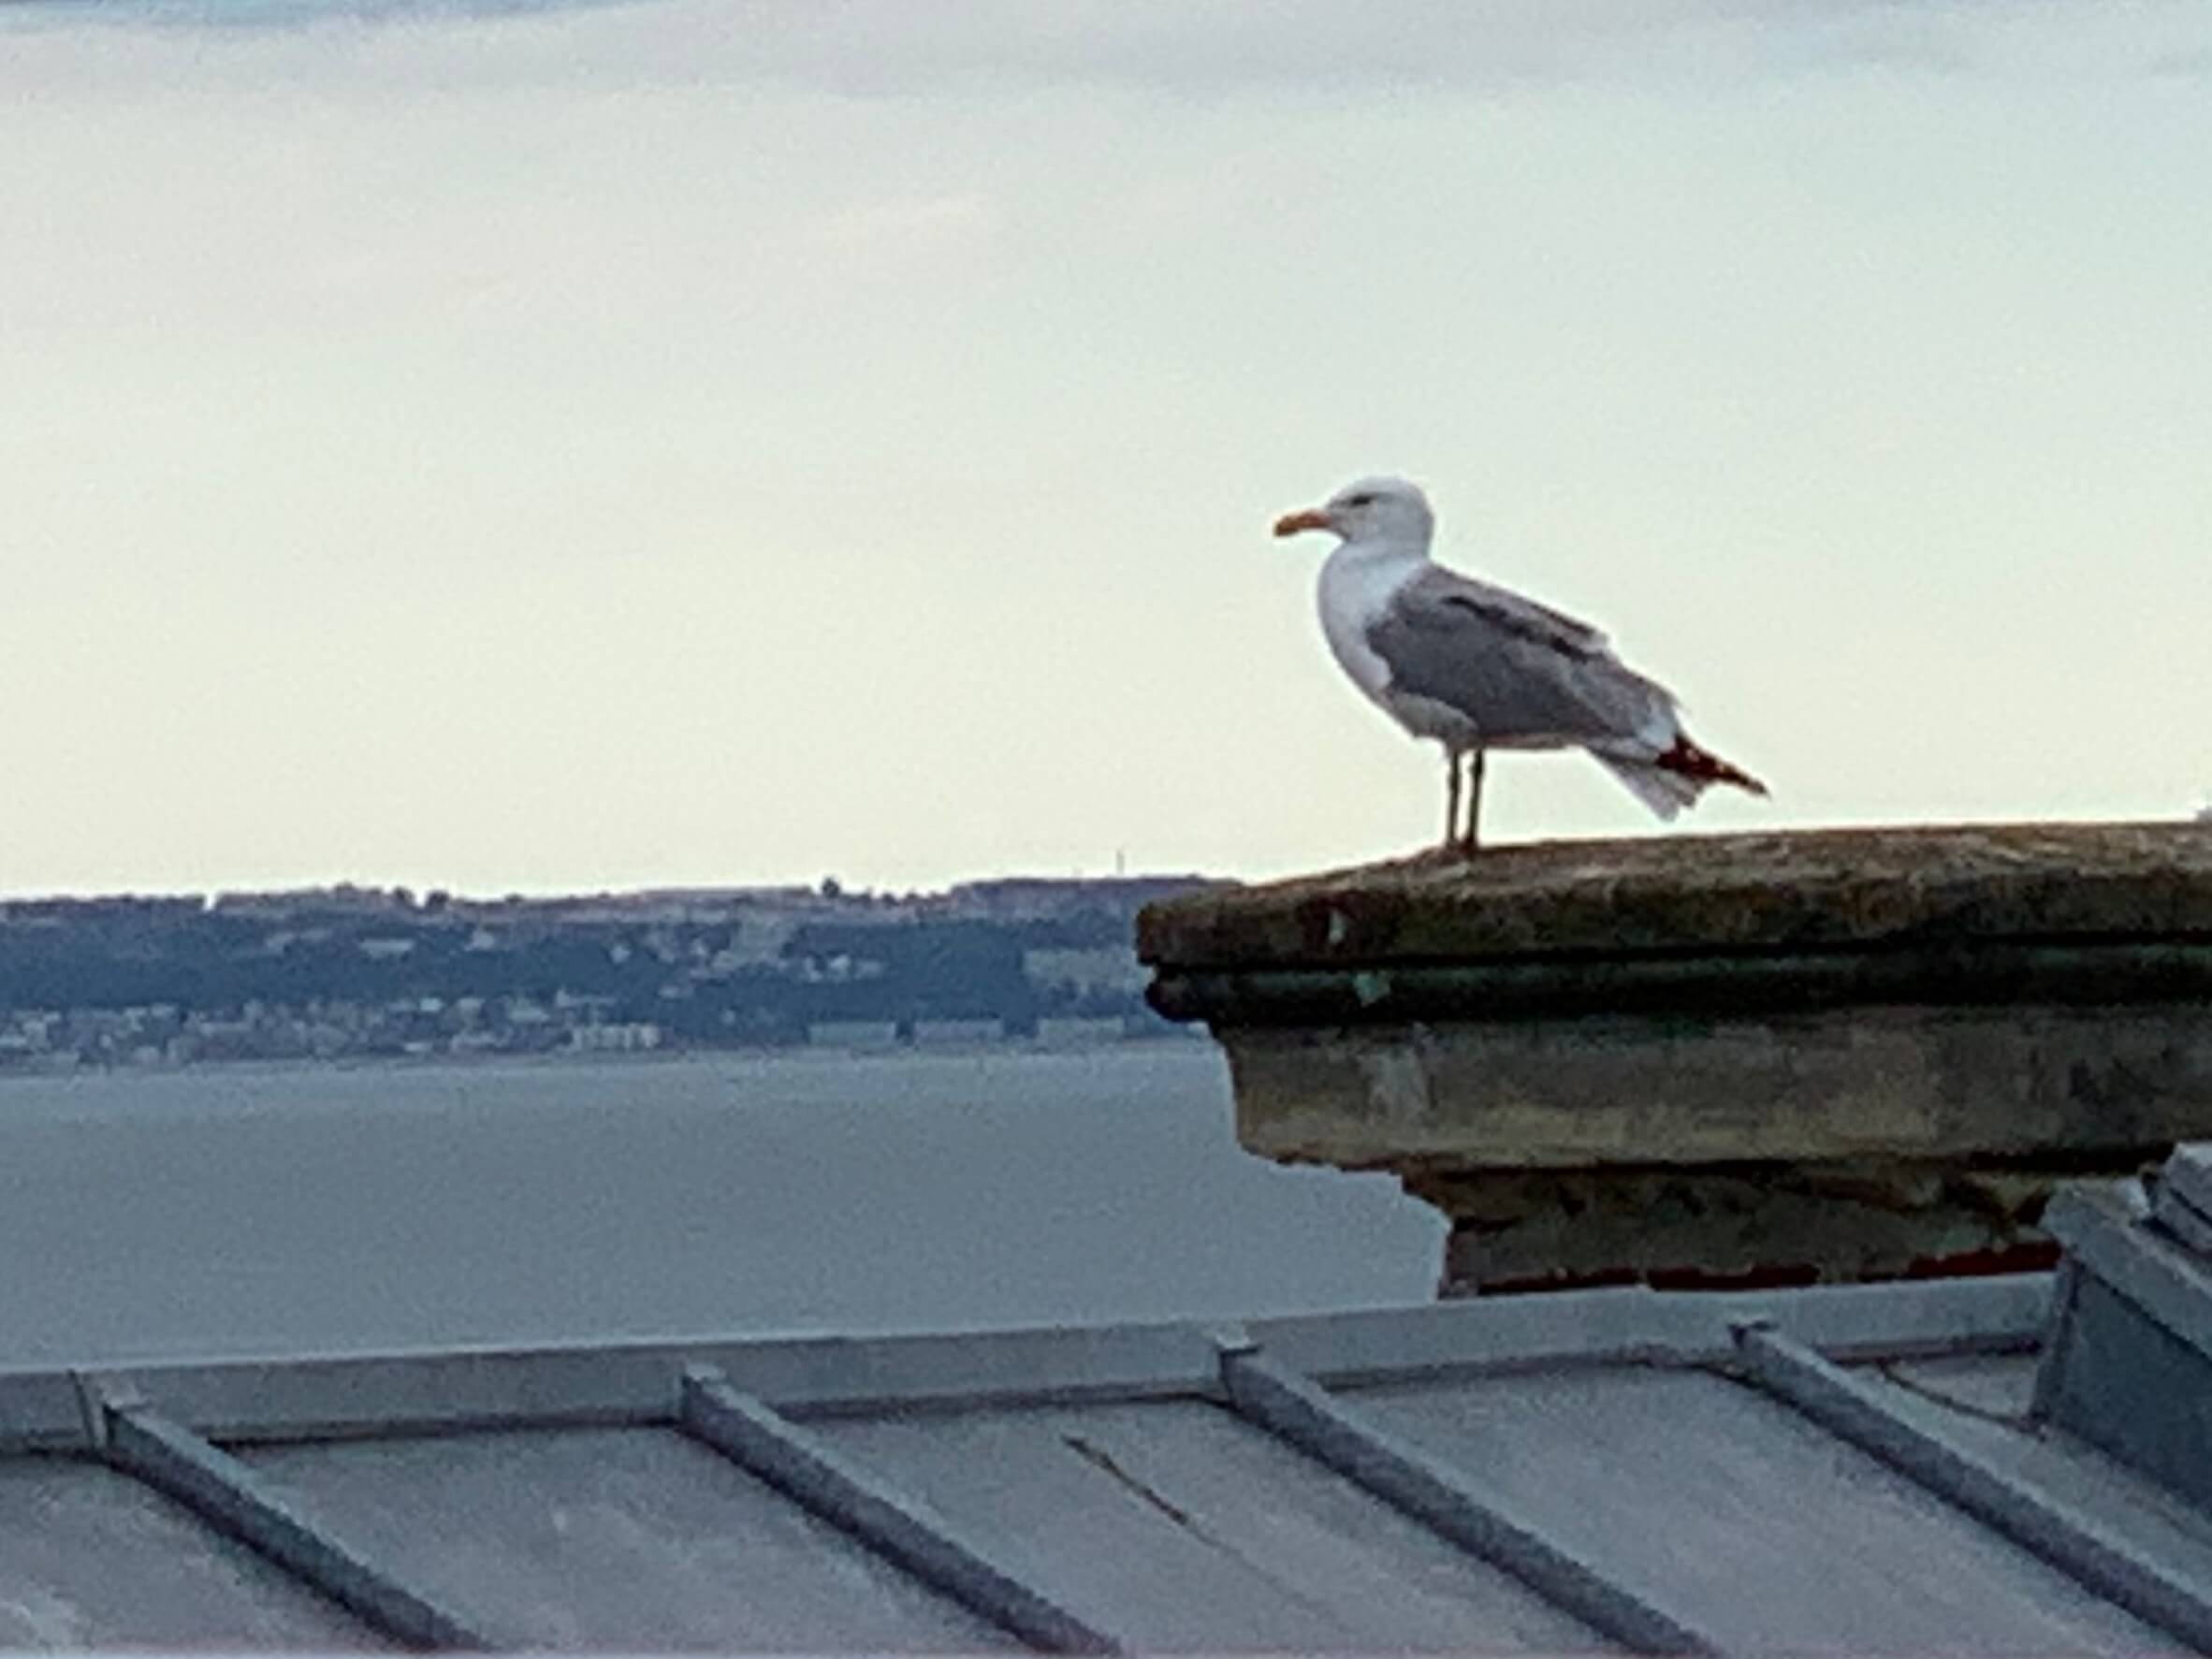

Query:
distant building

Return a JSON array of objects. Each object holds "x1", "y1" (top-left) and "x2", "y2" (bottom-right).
[
  {"x1": 1032, "y1": 1016, "x2": 1128, "y2": 1048},
  {"x1": 566, "y1": 1023, "x2": 662, "y2": 1055},
  {"x1": 1024, "y1": 946, "x2": 1148, "y2": 997},
  {"x1": 910, "y1": 1017, "x2": 1006, "y2": 1047},
  {"x1": 806, "y1": 1020, "x2": 901, "y2": 1051},
  {"x1": 944, "y1": 875, "x2": 1218, "y2": 920}
]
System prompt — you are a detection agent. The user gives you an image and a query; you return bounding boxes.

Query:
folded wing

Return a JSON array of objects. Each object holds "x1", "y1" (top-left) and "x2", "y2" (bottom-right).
[{"x1": 1367, "y1": 565, "x2": 1679, "y2": 753}]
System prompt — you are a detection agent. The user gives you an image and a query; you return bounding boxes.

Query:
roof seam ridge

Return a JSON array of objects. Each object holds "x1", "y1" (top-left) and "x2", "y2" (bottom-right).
[
  {"x1": 678, "y1": 1362, "x2": 1124, "y2": 1655},
  {"x1": 87, "y1": 1379, "x2": 502, "y2": 1651},
  {"x1": 1731, "y1": 1319, "x2": 2212, "y2": 1651},
  {"x1": 1215, "y1": 1339, "x2": 1722, "y2": 1655}
]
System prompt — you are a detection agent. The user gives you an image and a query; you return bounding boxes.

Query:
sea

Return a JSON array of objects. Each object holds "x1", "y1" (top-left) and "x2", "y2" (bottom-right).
[{"x1": 0, "y1": 1043, "x2": 1445, "y2": 1369}]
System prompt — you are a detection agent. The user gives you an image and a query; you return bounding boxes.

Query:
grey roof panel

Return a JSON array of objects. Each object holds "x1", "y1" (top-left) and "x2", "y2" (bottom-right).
[
  {"x1": 0, "y1": 1457, "x2": 383, "y2": 1651},
  {"x1": 677, "y1": 1368, "x2": 1117, "y2": 1652},
  {"x1": 2, "y1": 1265, "x2": 2207, "y2": 1653},
  {"x1": 1216, "y1": 1342, "x2": 1715, "y2": 1653},
  {"x1": 1246, "y1": 1271, "x2": 2051, "y2": 1384},
  {"x1": 1870, "y1": 1350, "x2": 2044, "y2": 1420},
  {"x1": 69, "y1": 1319, "x2": 1224, "y2": 1449},
  {"x1": 240, "y1": 1428, "x2": 1012, "y2": 1652},
  {"x1": 2041, "y1": 1216, "x2": 2212, "y2": 1510},
  {"x1": 1347, "y1": 1365, "x2": 2176, "y2": 1653},
  {"x1": 1736, "y1": 1322, "x2": 2212, "y2": 1652},
  {"x1": 1849, "y1": 1361, "x2": 2212, "y2": 1604},
  {"x1": 17, "y1": 1273, "x2": 2045, "y2": 1454},
  {"x1": 815, "y1": 1399, "x2": 1608, "y2": 1652}
]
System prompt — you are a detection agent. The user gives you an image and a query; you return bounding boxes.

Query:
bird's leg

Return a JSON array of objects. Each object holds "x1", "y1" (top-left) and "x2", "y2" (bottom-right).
[
  {"x1": 1442, "y1": 749, "x2": 1463, "y2": 852},
  {"x1": 1460, "y1": 749, "x2": 1487, "y2": 854}
]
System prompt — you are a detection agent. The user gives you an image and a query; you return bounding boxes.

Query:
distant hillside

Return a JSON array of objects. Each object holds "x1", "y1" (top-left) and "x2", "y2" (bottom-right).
[{"x1": 0, "y1": 876, "x2": 1223, "y2": 1068}]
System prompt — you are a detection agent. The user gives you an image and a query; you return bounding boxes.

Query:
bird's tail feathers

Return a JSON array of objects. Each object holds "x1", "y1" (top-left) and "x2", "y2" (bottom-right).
[
  {"x1": 1594, "y1": 753, "x2": 1700, "y2": 820},
  {"x1": 1655, "y1": 735, "x2": 1768, "y2": 797},
  {"x1": 1595, "y1": 735, "x2": 1768, "y2": 821}
]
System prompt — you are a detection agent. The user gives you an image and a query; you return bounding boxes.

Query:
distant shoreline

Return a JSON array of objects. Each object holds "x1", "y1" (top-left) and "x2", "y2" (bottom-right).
[{"x1": 0, "y1": 1026, "x2": 1210, "y2": 1084}]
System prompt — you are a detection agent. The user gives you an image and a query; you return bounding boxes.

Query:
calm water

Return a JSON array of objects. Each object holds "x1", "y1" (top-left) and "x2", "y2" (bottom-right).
[{"x1": 0, "y1": 1044, "x2": 1443, "y2": 1368}]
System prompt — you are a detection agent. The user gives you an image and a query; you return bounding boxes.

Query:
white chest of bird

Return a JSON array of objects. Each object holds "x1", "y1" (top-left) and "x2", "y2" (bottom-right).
[
  {"x1": 1317, "y1": 541, "x2": 1420, "y2": 700},
  {"x1": 1317, "y1": 540, "x2": 1480, "y2": 747}
]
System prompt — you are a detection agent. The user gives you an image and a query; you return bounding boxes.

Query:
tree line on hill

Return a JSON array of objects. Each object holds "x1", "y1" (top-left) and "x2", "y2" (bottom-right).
[{"x1": 0, "y1": 894, "x2": 1169, "y2": 1045}]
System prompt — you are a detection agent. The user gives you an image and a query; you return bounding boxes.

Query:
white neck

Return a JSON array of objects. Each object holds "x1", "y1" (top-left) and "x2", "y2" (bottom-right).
[{"x1": 1329, "y1": 531, "x2": 1431, "y2": 569}]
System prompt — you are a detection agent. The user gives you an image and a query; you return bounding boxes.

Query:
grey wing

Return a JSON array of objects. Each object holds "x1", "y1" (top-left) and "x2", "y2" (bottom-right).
[{"x1": 1368, "y1": 566, "x2": 1677, "y2": 748}]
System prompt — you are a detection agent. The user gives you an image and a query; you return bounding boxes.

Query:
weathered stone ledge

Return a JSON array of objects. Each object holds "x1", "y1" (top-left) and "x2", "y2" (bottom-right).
[
  {"x1": 1138, "y1": 822, "x2": 2212, "y2": 1293},
  {"x1": 1151, "y1": 941, "x2": 2212, "y2": 1026},
  {"x1": 1140, "y1": 822, "x2": 2212, "y2": 968}
]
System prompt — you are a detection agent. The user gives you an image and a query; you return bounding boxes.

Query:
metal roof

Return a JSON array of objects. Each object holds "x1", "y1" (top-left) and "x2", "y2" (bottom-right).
[{"x1": 7, "y1": 1244, "x2": 2212, "y2": 1656}]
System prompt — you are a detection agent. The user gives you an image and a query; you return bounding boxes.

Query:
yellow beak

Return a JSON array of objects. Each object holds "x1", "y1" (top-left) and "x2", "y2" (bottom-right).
[{"x1": 1273, "y1": 506, "x2": 1334, "y2": 538}]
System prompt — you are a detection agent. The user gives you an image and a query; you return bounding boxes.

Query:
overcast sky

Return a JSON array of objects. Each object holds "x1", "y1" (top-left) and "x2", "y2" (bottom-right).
[{"x1": 6, "y1": 0, "x2": 2208, "y2": 896}]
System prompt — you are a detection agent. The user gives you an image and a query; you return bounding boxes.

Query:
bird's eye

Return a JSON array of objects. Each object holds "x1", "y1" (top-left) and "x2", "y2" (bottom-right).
[{"x1": 1345, "y1": 493, "x2": 1375, "y2": 508}]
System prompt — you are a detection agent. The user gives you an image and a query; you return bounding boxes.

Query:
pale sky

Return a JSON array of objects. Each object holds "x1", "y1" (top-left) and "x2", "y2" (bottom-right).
[{"x1": 6, "y1": 0, "x2": 2208, "y2": 896}]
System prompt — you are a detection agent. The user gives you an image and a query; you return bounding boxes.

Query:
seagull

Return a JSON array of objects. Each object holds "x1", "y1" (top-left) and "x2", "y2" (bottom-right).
[{"x1": 1273, "y1": 475, "x2": 1767, "y2": 852}]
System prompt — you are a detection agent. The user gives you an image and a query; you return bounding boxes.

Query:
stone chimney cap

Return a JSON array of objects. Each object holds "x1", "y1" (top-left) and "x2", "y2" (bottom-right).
[{"x1": 1139, "y1": 822, "x2": 2212, "y2": 968}]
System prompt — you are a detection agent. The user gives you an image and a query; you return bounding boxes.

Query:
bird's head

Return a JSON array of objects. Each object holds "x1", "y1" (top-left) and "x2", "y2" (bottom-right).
[{"x1": 1273, "y1": 476, "x2": 1435, "y2": 548}]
